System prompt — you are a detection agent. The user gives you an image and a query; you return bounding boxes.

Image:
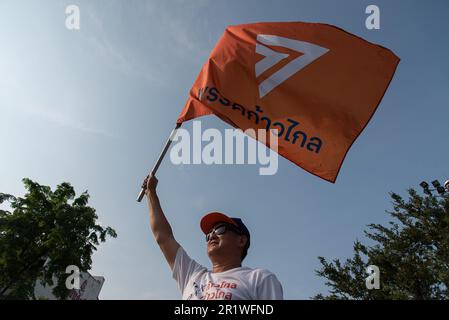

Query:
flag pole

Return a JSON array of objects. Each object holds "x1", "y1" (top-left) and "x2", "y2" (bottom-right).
[{"x1": 137, "y1": 123, "x2": 182, "y2": 202}]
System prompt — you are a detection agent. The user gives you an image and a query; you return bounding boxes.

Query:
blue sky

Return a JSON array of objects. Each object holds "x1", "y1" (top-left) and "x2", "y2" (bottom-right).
[{"x1": 1, "y1": 0, "x2": 448, "y2": 299}]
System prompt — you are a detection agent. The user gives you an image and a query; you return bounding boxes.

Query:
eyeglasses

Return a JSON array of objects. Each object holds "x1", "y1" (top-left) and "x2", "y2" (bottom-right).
[{"x1": 205, "y1": 224, "x2": 241, "y2": 242}]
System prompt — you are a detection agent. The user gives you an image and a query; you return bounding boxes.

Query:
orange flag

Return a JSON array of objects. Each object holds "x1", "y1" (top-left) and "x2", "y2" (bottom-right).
[{"x1": 177, "y1": 22, "x2": 400, "y2": 182}]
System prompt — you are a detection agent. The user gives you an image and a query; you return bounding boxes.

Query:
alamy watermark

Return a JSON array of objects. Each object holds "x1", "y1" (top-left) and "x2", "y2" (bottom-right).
[
  {"x1": 365, "y1": 5, "x2": 380, "y2": 30},
  {"x1": 65, "y1": 5, "x2": 80, "y2": 30},
  {"x1": 169, "y1": 121, "x2": 279, "y2": 175},
  {"x1": 65, "y1": 265, "x2": 80, "y2": 290}
]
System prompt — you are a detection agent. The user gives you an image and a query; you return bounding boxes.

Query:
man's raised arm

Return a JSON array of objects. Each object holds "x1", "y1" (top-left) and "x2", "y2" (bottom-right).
[{"x1": 144, "y1": 175, "x2": 180, "y2": 270}]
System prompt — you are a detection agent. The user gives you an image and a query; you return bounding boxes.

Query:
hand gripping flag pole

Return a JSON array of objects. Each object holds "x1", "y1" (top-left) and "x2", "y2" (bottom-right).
[{"x1": 136, "y1": 123, "x2": 182, "y2": 202}]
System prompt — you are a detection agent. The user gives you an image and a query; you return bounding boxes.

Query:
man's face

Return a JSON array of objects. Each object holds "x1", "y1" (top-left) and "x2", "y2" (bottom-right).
[{"x1": 206, "y1": 222, "x2": 246, "y2": 259}]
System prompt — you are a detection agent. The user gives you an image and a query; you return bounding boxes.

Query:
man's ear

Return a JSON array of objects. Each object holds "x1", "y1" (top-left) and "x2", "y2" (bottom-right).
[{"x1": 238, "y1": 235, "x2": 248, "y2": 248}]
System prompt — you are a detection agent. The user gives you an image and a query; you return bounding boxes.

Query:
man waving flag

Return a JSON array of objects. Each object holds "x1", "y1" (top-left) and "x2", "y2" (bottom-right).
[{"x1": 177, "y1": 22, "x2": 400, "y2": 183}]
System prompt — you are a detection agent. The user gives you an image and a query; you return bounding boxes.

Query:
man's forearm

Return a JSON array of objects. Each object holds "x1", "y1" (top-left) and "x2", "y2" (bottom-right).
[{"x1": 147, "y1": 190, "x2": 174, "y2": 243}]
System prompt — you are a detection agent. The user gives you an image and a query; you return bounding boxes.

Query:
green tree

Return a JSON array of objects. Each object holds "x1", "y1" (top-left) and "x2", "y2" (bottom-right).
[
  {"x1": 0, "y1": 178, "x2": 117, "y2": 299},
  {"x1": 314, "y1": 186, "x2": 449, "y2": 300}
]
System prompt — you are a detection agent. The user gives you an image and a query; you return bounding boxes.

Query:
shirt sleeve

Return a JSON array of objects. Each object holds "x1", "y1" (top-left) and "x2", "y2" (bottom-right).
[
  {"x1": 172, "y1": 246, "x2": 205, "y2": 294},
  {"x1": 256, "y1": 274, "x2": 284, "y2": 300}
]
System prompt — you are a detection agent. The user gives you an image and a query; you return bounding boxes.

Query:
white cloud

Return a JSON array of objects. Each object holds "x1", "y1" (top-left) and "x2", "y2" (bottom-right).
[
  {"x1": 191, "y1": 194, "x2": 207, "y2": 210},
  {"x1": 0, "y1": 32, "x2": 115, "y2": 138},
  {"x1": 24, "y1": 104, "x2": 115, "y2": 138},
  {"x1": 143, "y1": 0, "x2": 212, "y2": 59},
  {"x1": 0, "y1": 74, "x2": 114, "y2": 138},
  {"x1": 80, "y1": 7, "x2": 163, "y2": 85}
]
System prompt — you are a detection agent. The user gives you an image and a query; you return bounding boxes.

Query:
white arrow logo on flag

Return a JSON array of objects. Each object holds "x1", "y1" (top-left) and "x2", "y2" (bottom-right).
[{"x1": 255, "y1": 34, "x2": 330, "y2": 98}]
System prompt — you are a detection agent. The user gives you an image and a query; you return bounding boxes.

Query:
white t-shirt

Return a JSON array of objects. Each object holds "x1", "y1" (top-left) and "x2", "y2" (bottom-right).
[{"x1": 172, "y1": 246, "x2": 283, "y2": 300}]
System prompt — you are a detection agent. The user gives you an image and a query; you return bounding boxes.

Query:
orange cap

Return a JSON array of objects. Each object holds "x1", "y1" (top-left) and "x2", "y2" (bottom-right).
[{"x1": 200, "y1": 212, "x2": 239, "y2": 234}]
